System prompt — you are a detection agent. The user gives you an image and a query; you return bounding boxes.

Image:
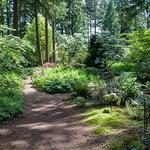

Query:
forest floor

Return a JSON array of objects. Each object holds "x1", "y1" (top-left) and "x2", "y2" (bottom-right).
[{"x1": 0, "y1": 78, "x2": 106, "y2": 150}]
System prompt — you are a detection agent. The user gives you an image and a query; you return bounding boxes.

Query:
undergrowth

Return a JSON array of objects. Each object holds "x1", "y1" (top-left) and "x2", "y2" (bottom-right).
[{"x1": 0, "y1": 73, "x2": 24, "y2": 121}]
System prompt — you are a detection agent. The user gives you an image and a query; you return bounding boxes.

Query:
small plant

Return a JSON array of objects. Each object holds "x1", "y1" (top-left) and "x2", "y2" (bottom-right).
[
  {"x1": 69, "y1": 96, "x2": 87, "y2": 106},
  {"x1": 72, "y1": 80, "x2": 89, "y2": 97},
  {"x1": 103, "y1": 108, "x2": 111, "y2": 114},
  {"x1": 126, "y1": 102, "x2": 142, "y2": 120},
  {"x1": 107, "y1": 134, "x2": 144, "y2": 150}
]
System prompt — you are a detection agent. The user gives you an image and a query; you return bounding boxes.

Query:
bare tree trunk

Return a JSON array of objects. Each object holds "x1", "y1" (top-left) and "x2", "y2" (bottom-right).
[
  {"x1": 35, "y1": 4, "x2": 43, "y2": 66},
  {"x1": 45, "y1": 15, "x2": 49, "y2": 62},
  {"x1": 0, "y1": 7, "x2": 4, "y2": 37},
  {"x1": 52, "y1": 19, "x2": 56, "y2": 63},
  {"x1": 6, "y1": 0, "x2": 10, "y2": 35},
  {"x1": 94, "y1": 0, "x2": 97, "y2": 35},
  {"x1": 13, "y1": 0, "x2": 19, "y2": 36}
]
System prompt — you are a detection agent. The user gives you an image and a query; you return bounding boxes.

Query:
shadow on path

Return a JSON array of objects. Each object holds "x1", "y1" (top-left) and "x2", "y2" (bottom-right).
[{"x1": 0, "y1": 78, "x2": 104, "y2": 150}]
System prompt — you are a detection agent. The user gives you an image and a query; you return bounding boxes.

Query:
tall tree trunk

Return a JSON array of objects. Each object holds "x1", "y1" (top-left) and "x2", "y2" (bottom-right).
[
  {"x1": 146, "y1": 7, "x2": 150, "y2": 29},
  {"x1": 1, "y1": 7, "x2": 4, "y2": 37},
  {"x1": 6, "y1": 1, "x2": 10, "y2": 35},
  {"x1": 45, "y1": 15, "x2": 49, "y2": 62},
  {"x1": 13, "y1": 0, "x2": 19, "y2": 36},
  {"x1": 61, "y1": 23, "x2": 64, "y2": 34},
  {"x1": 35, "y1": 4, "x2": 43, "y2": 66},
  {"x1": 90, "y1": 15, "x2": 92, "y2": 38},
  {"x1": 94, "y1": 0, "x2": 97, "y2": 35},
  {"x1": 52, "y1": 19, "x2": 56, "y2": 63}
]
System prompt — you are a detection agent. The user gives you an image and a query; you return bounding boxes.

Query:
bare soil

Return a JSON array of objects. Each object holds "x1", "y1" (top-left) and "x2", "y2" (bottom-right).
[{"x1": 0, "y1": 78, "x2": 105, "y2": 150}]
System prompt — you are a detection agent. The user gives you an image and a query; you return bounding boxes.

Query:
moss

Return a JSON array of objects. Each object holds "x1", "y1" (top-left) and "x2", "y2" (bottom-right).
[{"x1": 82, "y1": 107, "x2": 142, "y2": 136}]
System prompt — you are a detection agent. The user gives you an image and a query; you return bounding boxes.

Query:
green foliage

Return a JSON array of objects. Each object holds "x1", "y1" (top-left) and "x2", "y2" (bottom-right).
[
  {"x1": 21, "y1": 67, "x2": 35, "y2": 79},
  {"x1": 82, "y1": 107, "x2": 142, "y2": 136},
  {"x1": 24, "y1": 15, "x2": 52, "y2": 64},
  {"x1": 0, "y1": 73, "x2": 24, "y2": 121},
  {"x1": 96, "y1": 73, "x2": 142, "y2": 106},
  {"x1": 71, "y1": 80, "x2": 89, "y2": 97},
  {"x1": 33, "y1": 67, "x2": 101, "y2": 96},
  {"x1": 126, "y1": 102, "x2": 143, "y2": 120},
  {"x1": 57, "y1": 33, "x2": 88, "y2": 66},
  {"x1": 86, "y1": 32, "x2": 125, "y2": 70},
  {"x1": 107, "y1": 135, "x2": 144, "y2": 150},
  {"x1": 128, "y1": 28, "x2": 150, "y2": 81},
  {"x1": 103, "y1": 0, "x2": 120, "y2": 35},
  {"x1": 118, "y1": 73, "x2": 141, "y2": 99},
  {"x1": 0, "y1": 36, "x2": 34, "y2": 72},
  {"x1": 102, "y1": 108, "x2": 111, "y2": 114},
  {"x1": 68, "y1": 96, "x2": 87, "y2": 106},
  {"x1": 111, "y1": 62, "x2": 136, "y2": 75}
]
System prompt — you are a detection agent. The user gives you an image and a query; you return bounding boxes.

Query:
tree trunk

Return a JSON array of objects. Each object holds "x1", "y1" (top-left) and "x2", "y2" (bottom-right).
[
  {"x1": 6, "y1": 1, "x2": 10, "y2": 35},
  {"x1": 13, "y1": 0, "x2": 19, "y2": 36},
  {"x1": 1, "y1": 7, "x2": 4, "y2": 37},
  {"x1": 94, "y1": 0, "x2": 97, "y2": 35},
  {"x1": 52, "y1": 19, "x2": 56, "y2": 63},
  {"x1": 35, "y1": 4, "x2": 43, "y2": 66},
  {"x1": 45, "y1": 15, "x2": 49, "y2": 62}
]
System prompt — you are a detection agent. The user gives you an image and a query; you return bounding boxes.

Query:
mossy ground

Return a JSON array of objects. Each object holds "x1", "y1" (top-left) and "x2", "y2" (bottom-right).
[{"x1": 82, "y1": 107, "x2": 142, "y2": 136}]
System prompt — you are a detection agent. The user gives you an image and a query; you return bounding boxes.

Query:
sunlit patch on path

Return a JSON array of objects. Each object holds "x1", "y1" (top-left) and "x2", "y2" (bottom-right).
[{"x1": 0, "y1": 78, "x2": 104, "y2": 150}]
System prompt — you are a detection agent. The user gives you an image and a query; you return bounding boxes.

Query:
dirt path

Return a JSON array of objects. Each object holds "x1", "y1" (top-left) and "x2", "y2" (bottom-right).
[{"x1": 0, "y1": 78, "x2": 104, "y2": 150}]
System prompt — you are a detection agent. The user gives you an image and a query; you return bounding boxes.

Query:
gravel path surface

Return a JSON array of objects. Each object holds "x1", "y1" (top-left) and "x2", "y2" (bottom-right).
[{"x1": 0, "y1": 78, "x2": 104, "y2": 150}]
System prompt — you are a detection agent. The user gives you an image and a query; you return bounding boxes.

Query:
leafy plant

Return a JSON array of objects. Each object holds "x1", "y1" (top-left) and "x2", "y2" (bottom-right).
[
  {"x1": 57, "y1": 33, "x2": 88, "y2": 66},
  {"x1": 128, "y1": 29, "x2": 150, "y2": 81},
  {"x1": 0, "y1": 36, "x2": 34, "y2": 72},
  {"x1": 0, "y1": 73, "x2": 24, "y2": 121},
  {"x1": 86, "y1": 32, "x2": 125, "y2": 71},
  {"x1": 33, "y1": 67, "x2": 101, "y2": 96},
  {"x1": 107, "y1": 134, "x2": 144, "y2": 150}
]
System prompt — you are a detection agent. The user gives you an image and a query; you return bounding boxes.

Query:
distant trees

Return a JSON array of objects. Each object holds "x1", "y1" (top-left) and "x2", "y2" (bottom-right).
[
  {"x1": 13, "y1": 0, "x2": 19, "y2": 36},
  {"x1": 0, "y1": 0, "x2": 150, "y2": 65}
]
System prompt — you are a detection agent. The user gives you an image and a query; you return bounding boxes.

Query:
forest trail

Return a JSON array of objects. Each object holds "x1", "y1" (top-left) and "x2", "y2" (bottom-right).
[{"x1": 0, "y1": 78, "x2": 104, "y2": 150}]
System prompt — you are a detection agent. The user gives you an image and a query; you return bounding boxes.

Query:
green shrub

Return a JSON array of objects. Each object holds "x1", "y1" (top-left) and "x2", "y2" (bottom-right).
[
  {"x1": 0, "y1": 73, "x2": 24, "y2": 121},
  {"x1": 33, "y1": 67, "x2": 101, "y2": 95},
  {"x1": 128, "y1": 29, "x2": 150, "y2": 81},
  {"x1": 0, "y1": 36, "x2": 34, "y2": 72},
  {"x1": 118, "y1": 73, "x2": 141, "y2": 106},
  {"x1": 107, "y1": 135, "x2": 144, "y2": 150},
  {"x1": 57, "y1": 33, "x2": 88, "y2": 66},
  {"x1": 71, "y1": 80, "x2": 89, "y2": 97},
  {"x1": 42, "y1": 80, "x2": 72, "y2": 94},
  {"x1": 103, "y1": 108, "x2": 111, "y2": 114},
  {"x1": 126, "y1": 102, "x2": 143, "y2": 120},
  {"x1": 21, "y1": 67, "x2": 35, "y2": 79},
  {"x1": 111, "y1": 62, "x2": 136, "y2": 75},
  {"x1": 68, "y1": 96, "x2": 87, "y2": 106},
  {"x1": 86, "y1": 33, "x2": 125, "y2": 70}
]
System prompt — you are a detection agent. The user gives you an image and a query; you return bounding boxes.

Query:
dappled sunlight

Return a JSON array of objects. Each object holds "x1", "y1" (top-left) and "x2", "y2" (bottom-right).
[
  {"x1": 10, "y1": 140, "x2": 30, "y2": 148},
  {"x1": 0, "y1": 79, "x2": 98, "y2": 150},
  {"x1": 0, "y1": 128, "x2": 11, "y2": 135}
]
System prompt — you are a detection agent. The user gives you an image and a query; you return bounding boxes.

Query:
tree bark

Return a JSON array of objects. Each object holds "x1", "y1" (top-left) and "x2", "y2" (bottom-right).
[
  {"x1": 13, "y1": 0, "x2": 19, "y2": 36},
  {"x1": 6, "y1": 1, "x2": 10, "y2": 35},
  {"x1": 1, "y1": 7, "x2": 4, "y2": 37},
  {"x1": 52, "y1": 19, "x2": 56, "y2": 63},
  {"x1": 35, "y1": 4, "x2": 43, "y2": 66},
  {"x1": 45, "y1": 15, "x2": 49, "y2": 62}
]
